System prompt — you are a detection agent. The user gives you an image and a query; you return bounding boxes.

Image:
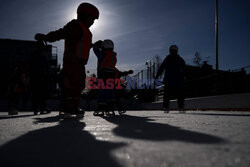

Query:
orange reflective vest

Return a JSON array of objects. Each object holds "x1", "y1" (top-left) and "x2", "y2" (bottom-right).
[
  {"x1": 98, "y1": 50, "x2": 117, "y2": 69},
  {"x1": 76, "y1": 22, "x2": 92, "y2": 65}
]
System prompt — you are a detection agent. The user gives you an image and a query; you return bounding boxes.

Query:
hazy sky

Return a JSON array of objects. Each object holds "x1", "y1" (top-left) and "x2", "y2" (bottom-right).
[{"x1": 0, "y1": 0, "x2": 249, "y2": 72}]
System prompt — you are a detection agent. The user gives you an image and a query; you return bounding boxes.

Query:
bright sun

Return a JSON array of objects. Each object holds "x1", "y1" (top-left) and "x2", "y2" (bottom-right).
[
  {"x1": 90, "y1": 19, "x2": 101, "y2": 32},
  {"x1": 67, "y1": 11, "x2": 102, "y2": 34}
]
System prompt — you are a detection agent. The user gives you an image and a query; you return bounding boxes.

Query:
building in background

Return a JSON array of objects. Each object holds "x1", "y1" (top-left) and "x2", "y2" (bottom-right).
[{"x1": 0, "y1": 39, "x2": 60, "y2": 98}]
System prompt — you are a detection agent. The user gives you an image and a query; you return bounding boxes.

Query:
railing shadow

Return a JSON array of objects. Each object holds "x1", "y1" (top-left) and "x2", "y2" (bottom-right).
[
  {"x1": 0, "y1": 114, "x2": 35, "y2": 120},
  {"x1": 185, "y1": 112, "x2": 250, "y2": 117}
]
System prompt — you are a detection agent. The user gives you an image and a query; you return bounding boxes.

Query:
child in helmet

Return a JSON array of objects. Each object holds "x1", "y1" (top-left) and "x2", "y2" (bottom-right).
[
  {"x1": 93, "y1": 39, "x2": 117, "y2": 116},
  {"x1": 34, "y1": 3, "x2": 99, "y2": 118}
]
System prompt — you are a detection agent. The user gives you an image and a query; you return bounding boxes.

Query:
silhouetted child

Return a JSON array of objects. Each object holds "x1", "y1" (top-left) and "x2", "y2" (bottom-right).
[
  {"x1": 8, "y1": 64, "x2": 29, "y2": 115},
  {"x1": 93, "y1": 39, "x2": 117, "y2": 116},
  {"x1": 35, "y1": 3, "x2": 99, "y2": 118}
]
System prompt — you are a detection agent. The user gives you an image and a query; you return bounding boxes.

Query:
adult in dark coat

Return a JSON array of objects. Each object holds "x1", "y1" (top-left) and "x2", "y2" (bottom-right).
[{"x1": 156, "y1": 45, "x2": 186, "y2": 113}]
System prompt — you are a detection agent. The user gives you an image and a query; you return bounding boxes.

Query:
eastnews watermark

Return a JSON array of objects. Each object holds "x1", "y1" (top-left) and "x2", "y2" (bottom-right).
[{"x1": 86, "y1": 77, "x2": 163, "y2": 90}]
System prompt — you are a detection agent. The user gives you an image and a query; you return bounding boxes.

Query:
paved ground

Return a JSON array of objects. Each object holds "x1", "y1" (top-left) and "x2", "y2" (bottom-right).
[{"x1": 0, "y1": 110, "x2": 250, "y2": 167}]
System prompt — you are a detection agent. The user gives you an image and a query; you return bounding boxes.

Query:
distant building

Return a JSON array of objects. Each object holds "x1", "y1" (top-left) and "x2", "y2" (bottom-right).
[{"x1": 0, "y1": 38, "x2": 59, "y2": 98}]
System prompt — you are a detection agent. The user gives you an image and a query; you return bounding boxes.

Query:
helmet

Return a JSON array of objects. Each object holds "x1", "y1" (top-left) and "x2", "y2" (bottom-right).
[
  {"x1": 102, "y1": 39, "x2": 114, "y2": 49},
  {"x1": 169, "y1": 45, "x2": 178, "y2": 51},
  {"x1": 77, "y1": 3, "x2": 99, "y2": 19}
]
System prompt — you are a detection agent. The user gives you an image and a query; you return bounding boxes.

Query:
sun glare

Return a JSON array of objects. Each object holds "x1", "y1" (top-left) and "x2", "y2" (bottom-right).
[
  {"x1": 90, "y1": 19, "x2": 102, "y2": 32},
  {"x1": 65, "y1": 3, "x2": 113, "y2": 38},
  {"x1": 66, "y1": 9, "x2": 104, "y2": 35}
]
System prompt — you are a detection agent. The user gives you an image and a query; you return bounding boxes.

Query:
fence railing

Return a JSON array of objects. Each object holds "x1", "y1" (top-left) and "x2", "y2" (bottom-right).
[{"x1": 127, "y1": 58, "x2": 250, "y2": 100}]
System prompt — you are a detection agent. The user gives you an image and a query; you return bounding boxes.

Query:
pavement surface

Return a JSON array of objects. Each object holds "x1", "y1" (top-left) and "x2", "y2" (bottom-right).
[{"x1": 0, "y1": 110, "x2": 250, "y2": 167}]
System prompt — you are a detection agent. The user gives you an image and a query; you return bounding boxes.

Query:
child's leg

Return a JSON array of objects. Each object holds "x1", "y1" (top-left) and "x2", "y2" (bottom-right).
[{"x1": 62, "y1": 63, "x2": 85, "y2": 114}]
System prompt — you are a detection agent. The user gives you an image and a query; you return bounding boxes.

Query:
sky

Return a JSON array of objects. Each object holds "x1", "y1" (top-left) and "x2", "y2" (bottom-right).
[{"x1": 0, "y1": 0, "x2": 249, "y2": 73}]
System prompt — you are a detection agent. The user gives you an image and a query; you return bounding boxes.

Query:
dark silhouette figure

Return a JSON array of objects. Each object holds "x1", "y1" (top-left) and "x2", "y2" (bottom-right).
[
  {"x1": 0, "y1": 117, "x2": 125, "y2": 167},
  {"x1": 30, "y1": 41, "x2": 50, "y2": 115},
  {"x1": 156, "y1": 45, "x2": 186, "y2": 113},
  {"x1": 34, "y1": 3, "x2": 99, "y2": 117},
  {"x1": 103, "y1": 115, "x2": 225, "y2": 143},
  {"x1": 8, "y1": 64, "x2": 29, "y2": 115},
  {"x1": 93, "y1": 40, "x2": 117, "y2": 116}
]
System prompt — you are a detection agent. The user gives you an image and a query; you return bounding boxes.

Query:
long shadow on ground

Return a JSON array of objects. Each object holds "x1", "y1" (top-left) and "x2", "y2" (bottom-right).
[
  {"x1": 103, "y1": 115, "x2": 225, "y2": 144},
  {"x1": 0, "y1": 116, "x2": 125, "y2": 167}
]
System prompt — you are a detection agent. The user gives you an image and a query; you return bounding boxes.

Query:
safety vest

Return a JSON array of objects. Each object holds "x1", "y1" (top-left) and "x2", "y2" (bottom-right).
[
  {"x1": 76, "y1": 22, "x2": 92, "y2": 65},
  {"x1": 98, "y1": 50, "x2": 117, "y2": 70}
]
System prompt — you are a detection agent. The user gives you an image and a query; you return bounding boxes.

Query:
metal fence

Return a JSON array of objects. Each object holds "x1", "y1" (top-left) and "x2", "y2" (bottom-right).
[
  {"x1": 127, "y1": 56, "x2": 250, "y2": 99},
  {"x1": 126, "y1": 58, "x2": 164, "y2": 88}
]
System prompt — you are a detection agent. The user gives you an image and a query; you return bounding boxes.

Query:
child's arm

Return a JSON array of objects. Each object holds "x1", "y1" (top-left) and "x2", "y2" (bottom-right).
[
  {"x1": 35, "y1": 20, "x2": 82, "y2": 43},
  {"x1": 93, "y1": 40, "x2": 103, "y2": 60},
  {"x1": 155, "y1": 59, "x2": 167, "y2": 79},
  {"x1": 119, "y1": 70, "x2": 134, "y2": 77}
]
